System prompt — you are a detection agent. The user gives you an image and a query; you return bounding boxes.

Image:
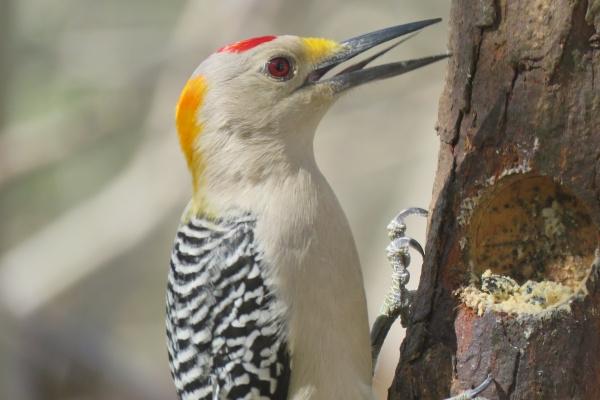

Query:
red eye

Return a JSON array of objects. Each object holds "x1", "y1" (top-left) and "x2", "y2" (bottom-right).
[{"x1": 266, "y1": 57, "x2": 292, "y2": 79}]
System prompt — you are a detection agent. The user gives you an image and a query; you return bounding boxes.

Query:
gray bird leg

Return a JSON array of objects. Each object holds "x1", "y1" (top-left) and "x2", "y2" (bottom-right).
[
  {"x1": 370, "y1": 207, "x2": 427, "y2": 371},
  {"x1": 371, "y1": 209, "x2": 493, "y2": 400}
]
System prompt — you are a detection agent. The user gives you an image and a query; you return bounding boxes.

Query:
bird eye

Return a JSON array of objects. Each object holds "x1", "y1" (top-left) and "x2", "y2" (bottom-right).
[{"x1": 266, "y1": 57, "x2": 293, "y2": 80}]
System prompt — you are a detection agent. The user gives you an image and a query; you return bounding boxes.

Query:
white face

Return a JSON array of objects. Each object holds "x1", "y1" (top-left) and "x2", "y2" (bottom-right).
[
  {"x1": 196, "y1": 36, "x2": 340, "y2": 143},
  {"x1": 175, "y1": 22, "x2": 446, "y2": 207},
  {"x1": 174, "y1": 35, "x2": 346, "y2": 207}
]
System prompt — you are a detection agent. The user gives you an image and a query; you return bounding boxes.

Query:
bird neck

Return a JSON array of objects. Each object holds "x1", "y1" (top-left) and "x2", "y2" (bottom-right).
[{"x1": 187, "y1": 126, "x2": 319, "y2": 219}]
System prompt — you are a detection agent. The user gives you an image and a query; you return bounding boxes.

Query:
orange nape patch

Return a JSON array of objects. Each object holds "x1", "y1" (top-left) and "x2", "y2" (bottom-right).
[
  {"x1": 217, "y1": 35, "x2": 277, "y2": 53},
  {"x1": 175, "y1": 75, "x2": 207, "y2": 191}
]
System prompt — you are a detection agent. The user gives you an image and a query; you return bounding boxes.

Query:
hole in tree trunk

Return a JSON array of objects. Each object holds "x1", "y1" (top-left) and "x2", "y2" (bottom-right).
[{"x1": 456, "y1": 174, "x2": 599, "y2": 316}]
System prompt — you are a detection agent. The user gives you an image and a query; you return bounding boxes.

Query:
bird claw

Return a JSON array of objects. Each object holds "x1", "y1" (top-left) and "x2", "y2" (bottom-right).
[
  {"x1": 386, "y1": 207, "x2": 428, "y2": 241},
  {"x1": 372, "y1": 208, "x2": 492, "y2": 399},
  {"x1": 444, "y1": 374, "x2": 493, "y2": 400},
  {"x1": 382, "y1": 207, "x2": 428, "y2": 322},
  {"x1": 371, "y1": 207, "x2": 428, "y2": 372}
]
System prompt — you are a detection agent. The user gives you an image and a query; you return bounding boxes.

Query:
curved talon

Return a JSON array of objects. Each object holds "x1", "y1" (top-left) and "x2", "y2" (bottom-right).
[
  {"x1": 409, "y1": 237, "x2": 425, "y2": 258},
  {"x1": 386, "y1": 237, "x2": 425, "y2": 259},
  {"x1": 387, "y1": 207, "x2": 428, "y2": 240},
  {"x1": 393, "y1": 206, "x2": 429, "y2": 221},
  {"x1": 466, "y1": 374, "x2": 493, "y2": 398},
  {"x1": 371, "y1": 206, "x2": 429, "y2": 372},
  {"x1": 445, "y1": 374, "x2": 493, "y2": 400}
]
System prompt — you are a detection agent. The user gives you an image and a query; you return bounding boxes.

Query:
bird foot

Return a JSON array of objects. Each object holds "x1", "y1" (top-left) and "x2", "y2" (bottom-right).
[
  {"x1": 370, "y1": 207, "x2": 428, "y2": 371},
  {"x1": 444, "y1": 374, "x2": 493, "y2": 400}
]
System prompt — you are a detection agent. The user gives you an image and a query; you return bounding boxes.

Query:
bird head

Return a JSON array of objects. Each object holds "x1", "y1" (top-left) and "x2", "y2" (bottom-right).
[{"x1": 175, "y1": 19, "x2": 446, "y2": 213}]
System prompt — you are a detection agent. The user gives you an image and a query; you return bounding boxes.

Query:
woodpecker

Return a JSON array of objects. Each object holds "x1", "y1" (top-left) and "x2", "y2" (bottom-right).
[{"x1": 166, "y1": 20, "x2": 448, "y2": 400}]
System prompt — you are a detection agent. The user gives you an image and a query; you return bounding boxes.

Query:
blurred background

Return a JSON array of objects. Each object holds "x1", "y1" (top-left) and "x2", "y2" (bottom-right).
[{"x1": 0, "y1": 0, "x2": 450, "y2": 398}]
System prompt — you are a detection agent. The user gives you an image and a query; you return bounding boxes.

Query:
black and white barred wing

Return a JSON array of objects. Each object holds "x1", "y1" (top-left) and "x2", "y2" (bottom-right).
[{"x1": 166, "y1": 215, "x2": 290, "y2": 400}]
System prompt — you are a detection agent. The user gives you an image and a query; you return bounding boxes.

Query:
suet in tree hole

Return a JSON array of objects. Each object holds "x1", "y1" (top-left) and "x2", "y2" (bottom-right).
[{"x1": 456, "y1": 174, "x2": 599, "y2": 316}]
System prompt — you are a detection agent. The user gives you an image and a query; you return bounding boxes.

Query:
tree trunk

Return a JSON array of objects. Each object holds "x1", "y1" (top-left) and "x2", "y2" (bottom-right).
[{"x1": 389, "y1": 1, "x2": 600, "y2": 399}]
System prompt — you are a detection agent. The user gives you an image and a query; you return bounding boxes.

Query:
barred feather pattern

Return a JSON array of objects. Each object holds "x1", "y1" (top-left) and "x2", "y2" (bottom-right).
[{"x1": 166, "y1": 214, "x2": 290, "y2": 400}]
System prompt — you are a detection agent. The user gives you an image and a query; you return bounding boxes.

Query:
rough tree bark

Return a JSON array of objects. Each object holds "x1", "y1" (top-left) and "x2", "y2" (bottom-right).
[{"x1": 389, "y1": 1, "x2": 600, "y2": 399}]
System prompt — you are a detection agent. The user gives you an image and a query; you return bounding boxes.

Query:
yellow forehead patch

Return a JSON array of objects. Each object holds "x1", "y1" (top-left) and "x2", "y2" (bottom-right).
[
  {"x1": 175, "y1": 75, "x2": 207, "y2": 192},
  {"x1": 302, "y1": 37, "x2": 342, "y2": 63}
]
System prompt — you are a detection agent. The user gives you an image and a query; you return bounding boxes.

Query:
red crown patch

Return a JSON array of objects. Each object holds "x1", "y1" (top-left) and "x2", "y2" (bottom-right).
[{"x1": 217, "y1": 35, "x2": 277, "y2": 54}]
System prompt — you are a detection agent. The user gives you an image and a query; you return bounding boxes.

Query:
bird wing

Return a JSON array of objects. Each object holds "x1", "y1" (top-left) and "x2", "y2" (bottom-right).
[{"x1": 166, "y1": 214, "x2": 290, "y2": 400}]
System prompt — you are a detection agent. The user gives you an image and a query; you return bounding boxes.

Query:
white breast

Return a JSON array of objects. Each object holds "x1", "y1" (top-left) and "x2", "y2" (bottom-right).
[
  {"x1": 253, "y1": 167, "x2": 374, "y2": 400},
  {"x1": 199, "y1": 129, "x2": 374, "y2": 398}
]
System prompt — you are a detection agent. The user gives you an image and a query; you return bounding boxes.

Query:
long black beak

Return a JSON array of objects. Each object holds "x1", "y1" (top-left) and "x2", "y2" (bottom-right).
[{"x1": 308, "y1": 18, "x2": 448, "y2": 91}]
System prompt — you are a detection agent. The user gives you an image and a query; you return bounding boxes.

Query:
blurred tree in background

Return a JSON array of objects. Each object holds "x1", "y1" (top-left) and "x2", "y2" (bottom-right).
[{"x1": 0, "y1": 1, "x2": 448, "y2": 398}]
